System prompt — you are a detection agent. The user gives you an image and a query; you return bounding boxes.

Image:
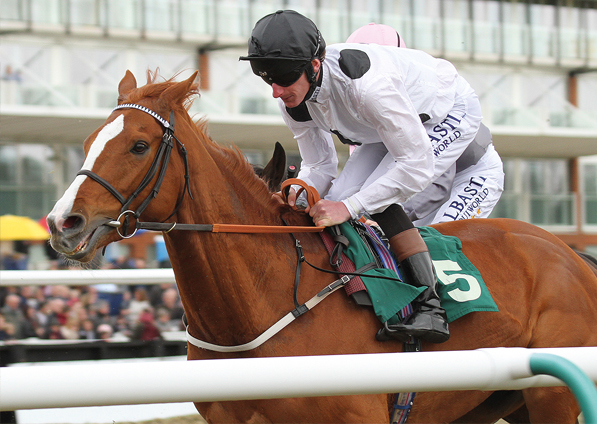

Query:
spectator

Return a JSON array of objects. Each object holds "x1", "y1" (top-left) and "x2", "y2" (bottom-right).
[
  {"x1": 79, "y1": 318, "x2": 97, "y2": 339},
  {"x1": 47, "y1": 297, "x2": 68, "y2": 326},
  {"x1": 35, "y1": 300, "x2": 52, "y2": 330},
  {"x1": 156, "y1": 307, "x2": 179, "y2": 332},
  {"x1": 119, "y1": 289, "x2": 132, "y2": 311},
  {"x1": 160, "y1": 287, "x2": 185, "y2": 324},
  {"x1": 127, "y1": 287, "x2": 151, "y2": 325},
  {"x1": 148, "y1": 283, "x2": 173, "y2": 308},
  {"x1": 45, "y1": 318, "x2": 64, "y2": 340},
  {"x1": 131, "y1": 309, "x2": 161, "y2": 341},
  {"x1": 20, "y1": 286, "x2": 40, "y2": 310},
  {"x1": 80, "y1": 285, "x2": 100, "y2": 309},
  {"x1": 66, "y1": 287, "x2": 82, "y2": 308},
  {"x1": 21, "y1": 305, "x2": 44, "y2": 338},
  {"x1": 49, "y1": 285, "x2": 70, "y2": 302},
  {"x1": 2, "y1": 65, "x2": 22, "y2": 82},
  {"x1": 132, "y1": 258, "x2": 146, "y2": 269},
  {"x1": 111, "y1": 256, "x2": 134, "y2": 269},
  {"x1": 97, "y1": 323, "x2": 113, "y2": 340},
  {"x1": 60, "y1": 316, "x2": 81, "y2": 340},
  {"x1": 89, "y1": 300, "x2": 116, "y2": 330},
  {"x1": 95, "y1": 264, "x2": 125, "y2": 316},
  {"x1": 1, "y1": 294, "x2": 26, "y2": 339},
  {"x1": 113, "y1": 314, "x2": 132, "y2": 339},
  {"x1": 0, "y1": 314, "x2": 16, "y2": 341},
  {"x1": 1, "y1": 252, "x2": 28, "y2": 270}
]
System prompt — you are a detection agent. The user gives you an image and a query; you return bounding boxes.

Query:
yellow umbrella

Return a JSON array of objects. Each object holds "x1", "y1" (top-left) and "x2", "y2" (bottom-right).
[{"x1": 0, "y1": 215, "x2": 50, "y2": 241}]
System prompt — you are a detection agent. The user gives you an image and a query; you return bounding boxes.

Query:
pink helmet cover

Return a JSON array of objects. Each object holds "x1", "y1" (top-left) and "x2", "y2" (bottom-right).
[{"x1": 346, "y1": 22, "x2": 407, "y2": 48}]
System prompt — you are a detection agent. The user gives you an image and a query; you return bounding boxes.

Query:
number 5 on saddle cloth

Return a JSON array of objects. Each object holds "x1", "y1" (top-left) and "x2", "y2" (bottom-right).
[{"x1": 320, "y1": 221, "x2": 498, "y2": 328}]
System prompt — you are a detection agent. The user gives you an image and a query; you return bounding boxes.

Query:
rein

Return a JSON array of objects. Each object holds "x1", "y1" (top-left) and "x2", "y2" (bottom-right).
[
  {"x1": 135, "y1": 222, "x2": 325, "y2": 234},
  {"x1": 136, "y1": 178, "x2": 327, "y2": 234},
  {"x1": 85, "y1": 103, "x2": 324, "y2": 237}
]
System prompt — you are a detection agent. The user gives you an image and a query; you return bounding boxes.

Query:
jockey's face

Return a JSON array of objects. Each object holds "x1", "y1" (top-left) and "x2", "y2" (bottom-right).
[{"x1": 271, "y1": 59, "x2": 320, "y2": 109}]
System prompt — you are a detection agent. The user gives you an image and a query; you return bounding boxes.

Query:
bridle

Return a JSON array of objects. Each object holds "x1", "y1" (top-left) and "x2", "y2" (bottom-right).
[
  {"x1": 77, "y1": 103, "x2": 192, "y2": 238},
  {"x1": 80, "y1": 103, "x2": 324, "y2": 237}
]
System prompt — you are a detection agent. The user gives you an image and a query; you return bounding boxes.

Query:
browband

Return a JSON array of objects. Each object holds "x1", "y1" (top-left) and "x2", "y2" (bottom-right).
[{"x1": 114, "y1": 103, "x2": 171, "y2": 128}]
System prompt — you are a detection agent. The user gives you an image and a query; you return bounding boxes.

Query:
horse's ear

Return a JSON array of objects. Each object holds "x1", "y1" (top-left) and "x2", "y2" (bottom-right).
[
  {"x1": 118, "y1": 70, "x2": 137, "y2": 98},
  {"x1": 158, "y1": 71, "x2": 199, "y2": 110},
  {"x1": 260, "y1": 142, "x2": 287, "y2": 192}
]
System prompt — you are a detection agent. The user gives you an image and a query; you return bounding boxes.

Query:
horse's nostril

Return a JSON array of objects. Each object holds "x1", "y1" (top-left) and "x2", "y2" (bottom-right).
[{"x1": 62, "y1": 216, "x2": 80, "y2": 229}]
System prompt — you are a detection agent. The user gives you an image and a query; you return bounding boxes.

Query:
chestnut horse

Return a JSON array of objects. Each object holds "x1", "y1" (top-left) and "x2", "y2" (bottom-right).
[{"x1": 47, "y1": 70, "x2": 597, "y2": 423}]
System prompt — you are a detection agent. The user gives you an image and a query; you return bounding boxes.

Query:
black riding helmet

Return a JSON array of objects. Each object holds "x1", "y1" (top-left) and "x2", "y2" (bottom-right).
[{"x1": 239, "y1": 10, "x2": 325, "y2": 87}]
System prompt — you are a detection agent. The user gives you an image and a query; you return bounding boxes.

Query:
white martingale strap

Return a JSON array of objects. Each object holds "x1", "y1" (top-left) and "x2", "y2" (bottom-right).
[
  {"x1": 186, "y1": 275, "x2": 352, "y2": 353},
  {"x1": 113, "y1": 103, "x2": 171, "y2": 128}
]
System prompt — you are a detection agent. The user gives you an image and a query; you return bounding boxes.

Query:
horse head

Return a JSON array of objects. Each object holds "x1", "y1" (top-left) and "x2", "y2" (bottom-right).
[{"x1": 47, "y1": 70, "x2": 200, "y2": 262}]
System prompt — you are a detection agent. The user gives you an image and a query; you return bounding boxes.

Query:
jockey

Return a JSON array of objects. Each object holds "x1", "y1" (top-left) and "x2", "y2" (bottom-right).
[
  {"x1": 346, "y1": 22, "x2": 408, "y2": 47},
  {"x1": 346, "y1": 22, "x2": 505, "y2": 227},
  {"x1": 240, "y1": 10, "x2": 505, "y2": 344}
]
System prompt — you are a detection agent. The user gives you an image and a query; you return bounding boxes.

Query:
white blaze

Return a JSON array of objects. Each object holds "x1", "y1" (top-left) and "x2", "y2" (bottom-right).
[{"x1": 49, "y1": 115, "x2": 125, "y2": 225}]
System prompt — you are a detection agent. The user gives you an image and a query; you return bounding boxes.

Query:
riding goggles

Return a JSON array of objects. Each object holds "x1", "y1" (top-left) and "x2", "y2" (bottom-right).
[
  {"x1": 249, "y1": 59, "x2": 310, "y2": 87},
  {"x1": 260, "y1": 63, "x2": 310, "y2": 87}
]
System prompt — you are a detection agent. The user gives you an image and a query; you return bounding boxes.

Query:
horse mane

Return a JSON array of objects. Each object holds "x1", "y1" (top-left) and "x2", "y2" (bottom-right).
[
  {"x1": 193, "y1": 119, "x2": 281, "y2": 210},
  {"x1": 575, "y1": 249, "x2": 597, "y2": 276}
]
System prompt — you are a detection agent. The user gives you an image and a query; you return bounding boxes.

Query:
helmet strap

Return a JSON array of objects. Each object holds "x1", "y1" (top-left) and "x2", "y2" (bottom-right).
[
  {"x1": 306, "y1": 61, "x2": 317, "y2": 84},
  {"x1": 300, "y1": 62, "x2": 323, "y2": 104}
]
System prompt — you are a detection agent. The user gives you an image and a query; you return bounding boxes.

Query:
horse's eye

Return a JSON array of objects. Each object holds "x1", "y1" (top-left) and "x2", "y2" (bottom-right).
[{"x1": 131, "y1": 141, "x2": 149, "y2": 154}]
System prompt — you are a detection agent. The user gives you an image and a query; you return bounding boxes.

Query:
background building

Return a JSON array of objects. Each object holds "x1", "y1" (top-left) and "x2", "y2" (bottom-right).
[{"x1": 1, "y1": 0, "x2": 596, "y2": 266}]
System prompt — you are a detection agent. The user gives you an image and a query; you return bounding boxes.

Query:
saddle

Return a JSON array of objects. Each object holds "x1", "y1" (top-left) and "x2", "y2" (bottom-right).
[
  {"x1": 321, "y1": 220, "x2": 499, "y2": 424},
  {"x1": 321, "y1": 220, "x2": 498, "y2": 326}
]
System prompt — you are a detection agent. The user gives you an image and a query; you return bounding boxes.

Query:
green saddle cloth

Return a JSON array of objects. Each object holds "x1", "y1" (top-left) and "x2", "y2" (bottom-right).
[{"x1": 339, "y1": 222, "x2": 499, "y2": 324}]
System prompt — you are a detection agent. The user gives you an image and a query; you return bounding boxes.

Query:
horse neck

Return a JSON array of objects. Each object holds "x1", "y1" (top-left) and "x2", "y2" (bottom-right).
[
  {"x1": 183, "y1": 121, "x2": 277, "y2": 224},
  {"x1": 163, "y1": 118, "x2": 324, "y2": 348}
]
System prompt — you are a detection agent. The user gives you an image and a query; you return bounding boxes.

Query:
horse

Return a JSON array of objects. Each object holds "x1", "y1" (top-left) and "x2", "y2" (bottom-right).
[{"x1": 46, "y1": 70, "x2": 597, "y2": 423}]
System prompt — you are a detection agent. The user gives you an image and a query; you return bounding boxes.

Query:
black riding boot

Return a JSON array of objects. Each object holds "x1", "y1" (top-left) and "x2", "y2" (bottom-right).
[
  {"x1": 371, "y1": 204, "x2": 450, "y2": 344},
  {"x1": 385, "y1": 251, "x2": 450, "y2": 343}
]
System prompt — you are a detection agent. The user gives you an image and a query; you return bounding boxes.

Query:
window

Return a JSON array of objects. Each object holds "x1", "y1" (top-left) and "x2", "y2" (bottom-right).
[
  {"x1": 145, "y1": 0, "x2": 174, "y2": 32},
  {"x1": 411, "y1": 0, "x2": 441, "y2": 51},
  {"x1": 502, "y1": 1, "x2": 529, "y2": 57},
  {"x1": 583, "y1": 162, "x2": 597, "y2": 226},
  {"x1": 1, "y1": 0, "x2": 26, "y2": 20},
  {"x1": 527, "y1": 159, "x2": 573, "y2": 225},
  {"x1": 529, "y1": 3, "x2": 556, "y2": 59},
  {"x1": 106, "y1": 0, "x2": 140, "y2": 30},
  {"x1": 0, "y1": 144, "x2": 57, "y2": 219},
  {"x1": 380, "y1": 0, "x2": 411, "y2": 45},
  {"x1": 30, "y1": 0, "x2": 62, "y2": 25},
  {"x1": 490, "y1": 158, "x2": 574, "y2": 227},
  {"x1": 472, "y1": 0, "x2": 501, "y2": 55},
  {"x1": 70, "y1": 0, "x2": 101, "y2": 26},
  {"x1": 489, "y1": 159, "x2": 519, "y2": 219},
  {"x1": 559, "y1": 5, "x2": 582, "y2": 60}
]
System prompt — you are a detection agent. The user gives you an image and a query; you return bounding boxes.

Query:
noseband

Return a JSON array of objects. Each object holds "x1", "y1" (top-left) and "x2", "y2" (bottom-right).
[{"x1": 77, "y1": 103, "x2": 192, "y2": 238}]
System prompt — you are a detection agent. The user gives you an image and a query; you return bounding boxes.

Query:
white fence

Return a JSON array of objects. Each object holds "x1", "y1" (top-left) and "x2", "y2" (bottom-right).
[
  {"x1": 1, "y1": 347, "x2": 597, "y2": 411},
  {"x1": 1, "y1": 270, "x2": 596, "y2": 418},
  {"x1": 0, "y1": 268, "x2": 175, "y2": 286}
]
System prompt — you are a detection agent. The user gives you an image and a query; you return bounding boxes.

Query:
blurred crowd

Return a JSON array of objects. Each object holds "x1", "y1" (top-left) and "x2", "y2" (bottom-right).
[{"x1": 0, "y1": 257, "x2": 184, "y2": 343}]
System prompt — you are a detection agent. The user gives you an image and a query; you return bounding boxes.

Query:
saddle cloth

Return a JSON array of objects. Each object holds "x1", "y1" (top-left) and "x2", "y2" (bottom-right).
[{"x1": 321, "y1": 221, "x2": 498, "y2": 325}]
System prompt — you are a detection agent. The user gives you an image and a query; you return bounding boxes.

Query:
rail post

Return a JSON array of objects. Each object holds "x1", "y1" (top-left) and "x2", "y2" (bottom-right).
[{"x1": 530, "y1": 353, "x2": 597, "y2": 423}]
